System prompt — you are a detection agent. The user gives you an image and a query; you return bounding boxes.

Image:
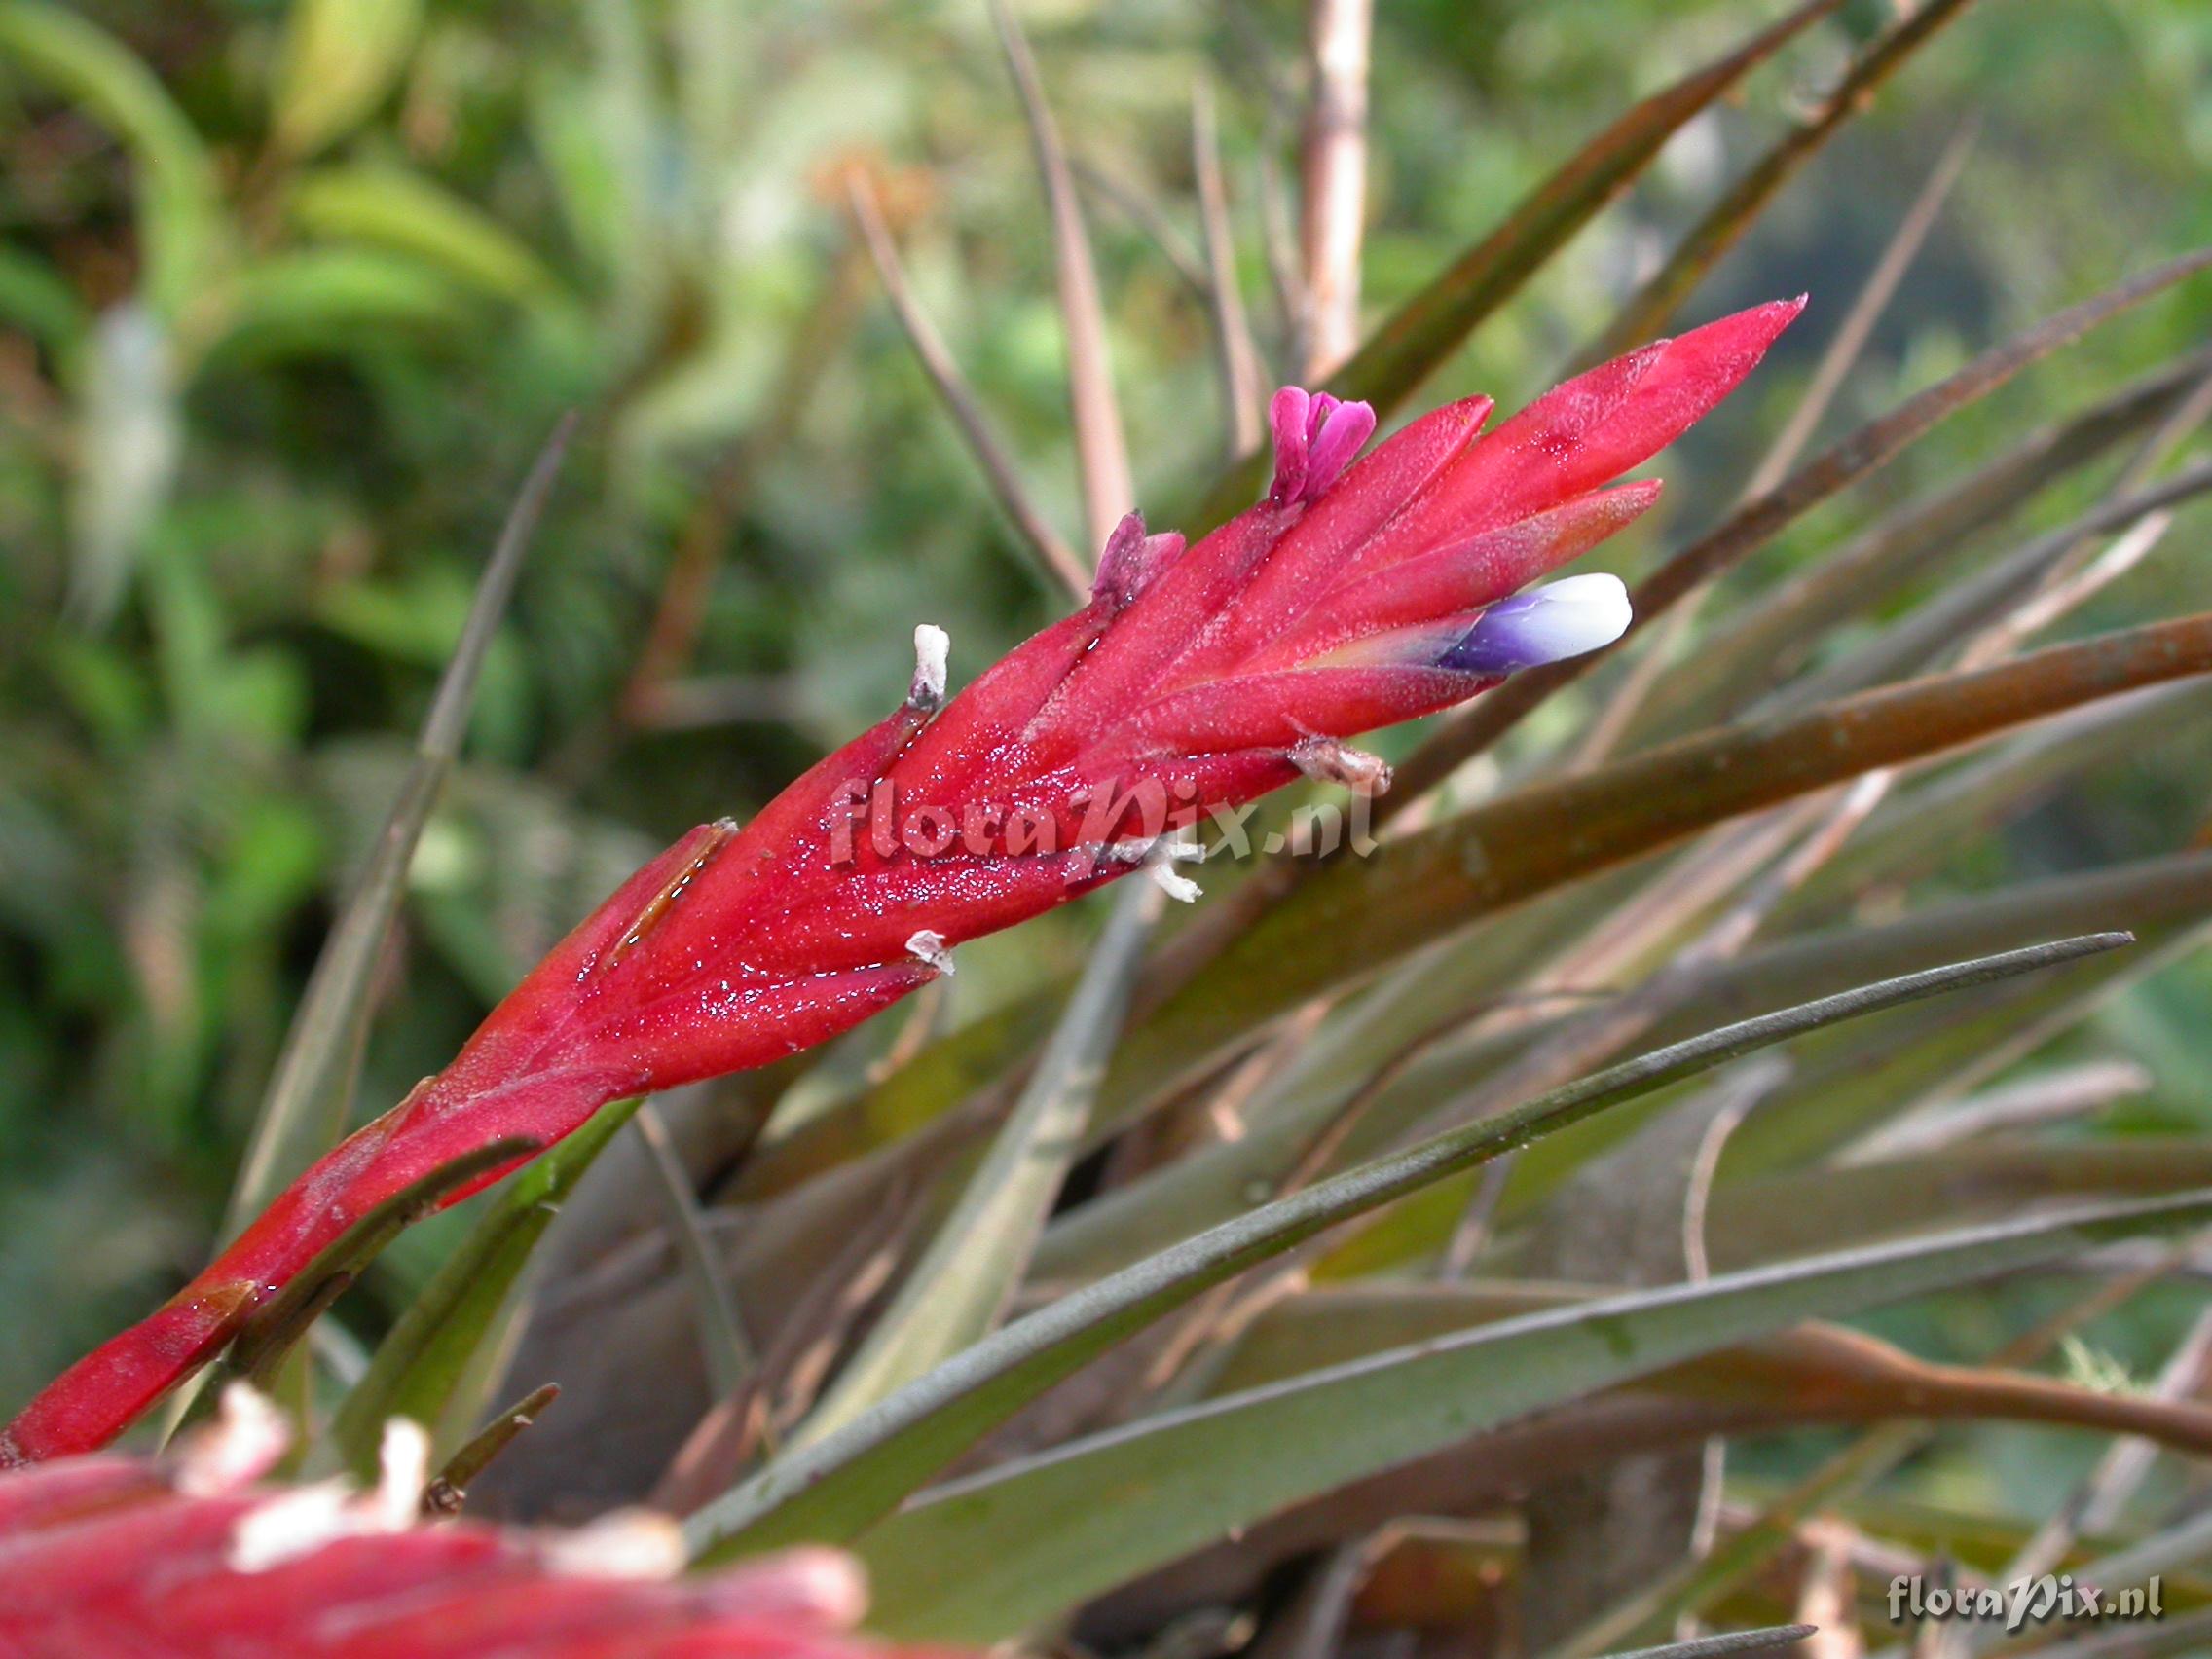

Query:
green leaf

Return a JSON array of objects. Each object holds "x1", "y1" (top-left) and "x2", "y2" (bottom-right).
[
  {"x1": 855, "y1": 1189, "x2": 2212, "y2": 1641},
  {"x1": 1702, "y1": 1140, "x2": 2212, "y2": 1269},
  {"x1": 270, "y1": 0, "x2": 424, "y2": 160},
  {"x1": 326, "y1": 1095, "x2": 643, "y2": 1477},
  {"x1": 684, "y1": 935, "x2": 2123, "y2": 1562},
  {"x1": 1638, "y1": 350, "x2": 2212, "y2": 743},
  {"x1": 0, "y1": 243, "x2": 88, "y2": 350},
  {"x1": 634, "y1": 1100, "x2": 756, "y2": 1400},
  {"x1": 0, "y1": 0, "x2": 225, "y2": 321},
  {"x1": 209, "y1": 248, "x2": 469, "y2": 363},
  {"x1": 288, "y1": 166, "x2": 562, "y2": 305}
]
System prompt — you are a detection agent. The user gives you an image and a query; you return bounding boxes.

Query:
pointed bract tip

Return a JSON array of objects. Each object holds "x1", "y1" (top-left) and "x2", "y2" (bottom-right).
[
  {"x1": 1092, "y1": 512, "x2": 1183, "y2": 608},
  {"x1": 908, "y1": 624, "x2": 950, "y2": 711},
  {"x1": 1439, "y1": 573, "x2": 1632, "y2": 676}
]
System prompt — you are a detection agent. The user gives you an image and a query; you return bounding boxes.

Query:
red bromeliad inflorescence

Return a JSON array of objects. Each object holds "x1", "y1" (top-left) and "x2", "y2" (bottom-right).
[
  {"x1": 0, "y1": 1384, "x2": 941, "y2": 1657},
  {"x1": 3, "y1": 299, "x2": 1801, "y2": 1466}
]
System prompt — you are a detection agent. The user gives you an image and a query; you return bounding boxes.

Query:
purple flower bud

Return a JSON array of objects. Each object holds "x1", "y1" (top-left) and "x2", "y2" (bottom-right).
[{"x1": 1438, "y1": 573, "x2": 1633, "y2": 675}]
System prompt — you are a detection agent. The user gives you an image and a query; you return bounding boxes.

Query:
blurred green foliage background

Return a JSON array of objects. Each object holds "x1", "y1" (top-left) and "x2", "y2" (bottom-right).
[{"x1": 4, "y1": 0, "x2": 2211, "y2": 1442}]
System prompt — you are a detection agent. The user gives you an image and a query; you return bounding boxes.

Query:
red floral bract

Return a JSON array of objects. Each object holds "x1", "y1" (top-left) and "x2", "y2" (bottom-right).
[{"x1": 3, "y1": 298, "x2": 1800, "y2": 1466}]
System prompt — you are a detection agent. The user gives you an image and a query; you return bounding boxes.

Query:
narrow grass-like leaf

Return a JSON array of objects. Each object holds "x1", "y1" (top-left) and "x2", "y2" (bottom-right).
[
  {"x1": 1582, "y1": 0, "x2": 1978, "y2": 364},
  {"x1": 1390, "y1": 246, "x2": 2212, "y2": 803},
  {"x1": 990, "y1": 0, "x2": 1132, "y2": 548},
  {"x1": 635, "y1": 1102, "x2": 756, "y2": 1400},
  {"x1": 210, "y1": 248, "x2": 469, "y2": 363},
  {"x1": 1722, "y1": 918, "x2": 2212, "y2": 1179},
  {"x1": 1789, "y1": 683, "x2": 2212, "y2": 920},
  {"x1": 1212, "y1": 1286, "x2": 2212, "y2": 1458},
  {"x1": 845, "y1": 169, "x2": 1088, "y2": 597},
  {"x1": 1074, "y1": 157, "x2": 1213, "y2": 301},
  {"x1": 223, "y1": 417, "x2": 573, "y2": 1234},
  {"x1": 1572, "y1": 122, "x2": 1970, "y2": 764},
  {"x1": 1186, "y1": 0, "x2": 1849, "y2": 525},
  {"x1": 1025, "y1": 849, "x2": 2212, "y2": 1284},
  {"x1": 798, "y1": 878, "x2": 1163, "y2": 1444},
  {"x1": 1194, "y1": 78, "x2": 1264, "y2": 457},
  {"x1": 1780, "y1": 458, "x2": 2212, "y2": 709},
  {"x1": 1602, "y1": 1628, "x2": 1821, "y2": 1659},
  {"x1": 1842, "y1": 1059, "x2": 2150, "y2": 1163},
  {"x1": 1704, "y1": 1141, "x2": 2212, "y2": 1269},
  {"x1": 856, "y1": 1189, "x2": 2212, "y2": 1640},
  {"x1": 326, "y1": 1096, "x2": 643, "y2": 1478},
  {"x1": 685, "y1": 935, "x2": 2122, "y2": 1560}
]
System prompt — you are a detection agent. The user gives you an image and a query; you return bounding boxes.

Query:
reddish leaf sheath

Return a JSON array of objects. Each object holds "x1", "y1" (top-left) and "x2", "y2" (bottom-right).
[{"x1": 2, "y1": 299, "x2": 1799, "y2": 1465}]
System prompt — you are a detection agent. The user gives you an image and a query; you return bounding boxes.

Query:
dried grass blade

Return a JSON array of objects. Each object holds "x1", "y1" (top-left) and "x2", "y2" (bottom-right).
[
  {"x1": 1194, "y1": 78, "x2": 1265, "y2": 456},
  {"x1": 1295, "y1": 0, "x2": 1372, "y2": 380},
  {"x1": 845, "y1": 169, "x2": 1088, "y2": 598},
  {"x1": 989, "y1": 0, "x2": 1133, "y2": 547}
]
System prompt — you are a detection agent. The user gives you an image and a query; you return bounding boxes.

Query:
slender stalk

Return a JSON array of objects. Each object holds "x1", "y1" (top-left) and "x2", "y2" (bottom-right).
[
  {"x1": 844, "y1": 169, "x2": 1088, "y2": 598},
  {"x1": 1073, "y1": 156, "x2": 1213, "y2": 302},
  {"x1": 1194, "y1": 78, "x2": 1265, "y2": 457},
  {"x1": 1295, "y1": 0, "x2": 1371, "y2": 380},
  {"x1": 989, "y1": 0, "x2": 1134, "y2": 548},
  {"x1": 635, "y1": 1102, "x2": 757, "y2": 1400}
]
